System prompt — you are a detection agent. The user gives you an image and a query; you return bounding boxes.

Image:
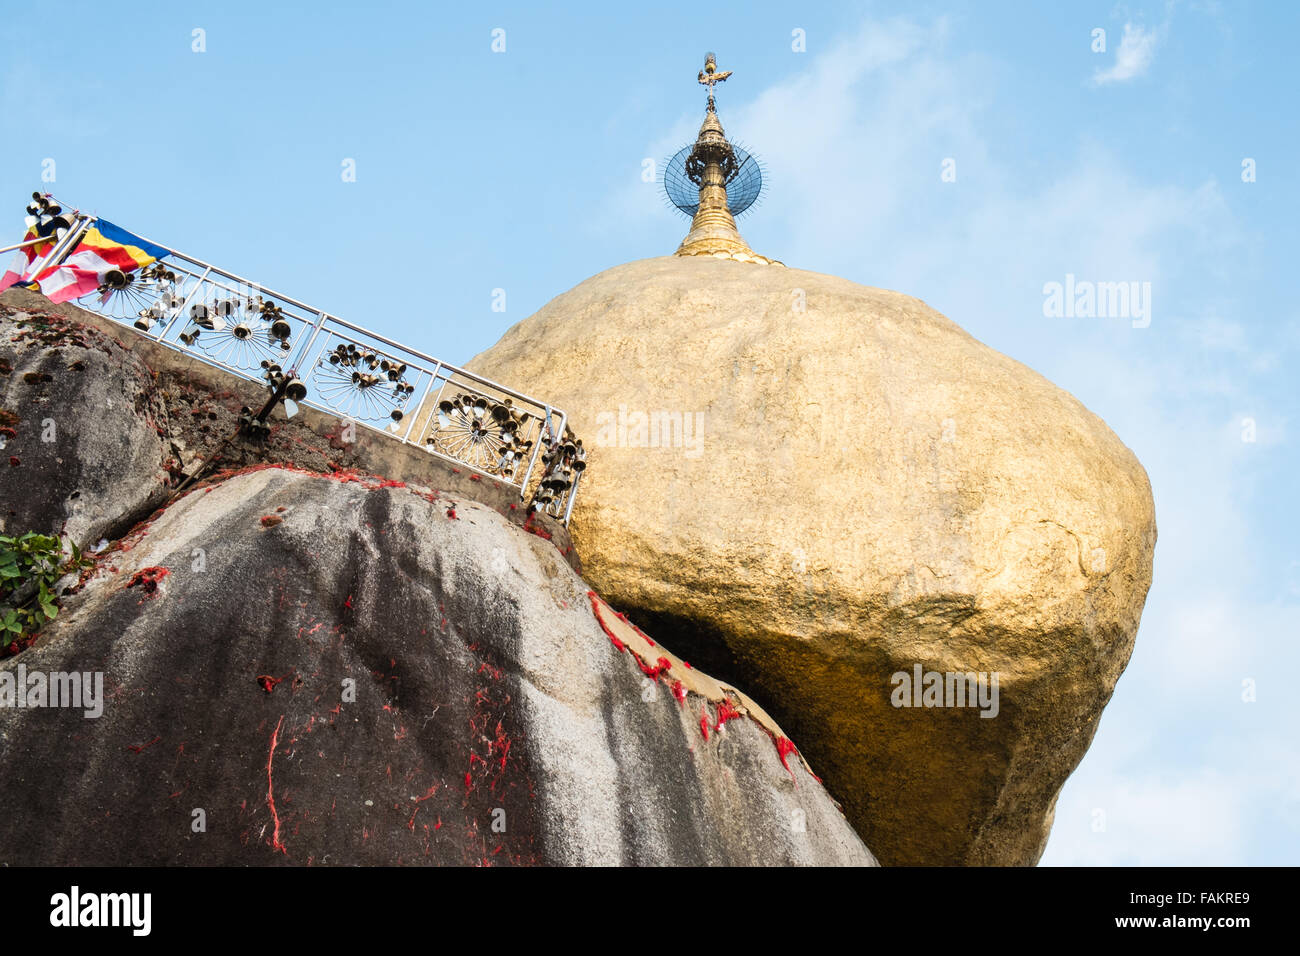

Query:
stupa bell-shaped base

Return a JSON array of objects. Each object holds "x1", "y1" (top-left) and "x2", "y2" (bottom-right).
[
  {"x1": 674, "y1": 187, "x2": 783, "y2": 264},
  {"x1": 675, "y1": 192, "x2": 774, "y2": 261},
  {"x1": 675, "y1": 231, "x2": 783, "y2": 266}
]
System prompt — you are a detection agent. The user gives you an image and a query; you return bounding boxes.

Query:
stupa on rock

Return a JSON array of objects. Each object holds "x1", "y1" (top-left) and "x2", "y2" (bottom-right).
[
  {"x1": 666, "y1": 53, "x2": 782, "y2": 266},
  {"x1": 468, "y1": 54, "x2": 1157, "y2": 866}
]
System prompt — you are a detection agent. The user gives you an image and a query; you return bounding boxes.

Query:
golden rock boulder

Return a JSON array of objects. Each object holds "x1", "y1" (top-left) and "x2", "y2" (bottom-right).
[{"x1": 468, "y1": 255, "x2": 1156, "y2": 865}]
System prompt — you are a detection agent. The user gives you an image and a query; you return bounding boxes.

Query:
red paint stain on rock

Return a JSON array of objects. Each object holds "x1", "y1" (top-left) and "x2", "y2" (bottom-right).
[
  {"x1": 774, "y1": 737, "x2": 801, "y2": 781},
  {"x1": 636, "y1": 656, "x2": 673, "y2": 681},
  {"x1": 257, "y1": 674, "x2": 285, "y2": 694},
  {"x1": 125, "y1": 566, "x2": 170, "y2": 597},
  {"x1": 589, "y1": 592, "x2": 628, "y2": 652},
  {"x1": 714, "y1": 698, "x2": 742, "y2": 731},
  {"x1": 266, "y1": 715, "x2": 288, "y2": 855},
  {"x1": 522, "y1": 513, "x2": 552, "y2": 540}
]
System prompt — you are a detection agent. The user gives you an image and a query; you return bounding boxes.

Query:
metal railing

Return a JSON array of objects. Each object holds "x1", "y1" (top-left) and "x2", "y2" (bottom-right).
[{"x1": 19, "y1": 199, "x2": 584, "y2": 524}]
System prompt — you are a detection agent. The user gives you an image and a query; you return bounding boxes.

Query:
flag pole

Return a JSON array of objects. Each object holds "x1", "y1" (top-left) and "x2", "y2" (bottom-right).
[
  {"x1": 29, "y1": 215, "x2": 92, "y2": 278},
  {"x1": 0, "y1": 235, "x2": 55, "y2": 256}
]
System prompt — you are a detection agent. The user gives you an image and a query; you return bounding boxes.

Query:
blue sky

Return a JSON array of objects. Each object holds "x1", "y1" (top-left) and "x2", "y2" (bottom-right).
[{"x1": 3, "y1": 0, "x2": 1296, "y2": 865}]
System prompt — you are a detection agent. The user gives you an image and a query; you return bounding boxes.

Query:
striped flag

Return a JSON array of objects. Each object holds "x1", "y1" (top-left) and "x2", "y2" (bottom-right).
[
  {"x1": 32, "y1": 219, "x2": 169, "y2": 304},
  {"x1": 0, "y1": 227, "x2": 56, "y2": 294}
]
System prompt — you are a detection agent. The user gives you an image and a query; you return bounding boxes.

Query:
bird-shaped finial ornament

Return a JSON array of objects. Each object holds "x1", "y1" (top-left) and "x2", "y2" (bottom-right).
[{"x1": 697, "y1": 52, "x2": 732, "y2": 111}]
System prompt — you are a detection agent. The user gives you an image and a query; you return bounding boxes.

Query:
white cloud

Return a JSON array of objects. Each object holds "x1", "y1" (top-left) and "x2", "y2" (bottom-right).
[
  {"x1": 714, "y1": 21, "x2": 1230, "y2": 335},
  {"x1": 1092, "y1": 23, "x2": 1160, "y2": 86}
]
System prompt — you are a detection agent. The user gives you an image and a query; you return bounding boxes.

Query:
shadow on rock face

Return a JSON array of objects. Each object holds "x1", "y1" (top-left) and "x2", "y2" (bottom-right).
[{"x1": 0, "y1": 468, "x2": 877, "y2": 866}]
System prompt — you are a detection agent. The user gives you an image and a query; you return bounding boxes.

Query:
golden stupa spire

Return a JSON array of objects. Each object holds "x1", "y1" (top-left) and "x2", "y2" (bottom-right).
[{"x1": 674, "y1": 53, "x2": 781, "y2": 266}]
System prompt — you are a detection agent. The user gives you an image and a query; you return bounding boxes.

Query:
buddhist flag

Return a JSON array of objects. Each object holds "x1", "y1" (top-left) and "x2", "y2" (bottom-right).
[
  {"x1": 32, "y1": 219, "x2": 169, "y2": 304},
  {"x1": 0, "y1": 226, "x2": 56, "y2": 294}
]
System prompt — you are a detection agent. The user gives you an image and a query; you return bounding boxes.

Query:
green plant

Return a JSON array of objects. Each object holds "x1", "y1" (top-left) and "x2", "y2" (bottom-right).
[{"x1": 0, "y1": 533, "x2": 89, "y2": 649}]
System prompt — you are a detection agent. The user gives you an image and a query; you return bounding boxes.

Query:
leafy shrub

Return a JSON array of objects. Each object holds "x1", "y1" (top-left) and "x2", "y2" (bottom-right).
[{"x1": 0, "y1": 533, "x2": 89, "y2": 649}]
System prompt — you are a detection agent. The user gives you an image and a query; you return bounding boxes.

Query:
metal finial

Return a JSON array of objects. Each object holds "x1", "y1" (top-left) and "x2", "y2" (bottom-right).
[{"x1": 696, "y1": 52, "x2": 732, "y2": 111}]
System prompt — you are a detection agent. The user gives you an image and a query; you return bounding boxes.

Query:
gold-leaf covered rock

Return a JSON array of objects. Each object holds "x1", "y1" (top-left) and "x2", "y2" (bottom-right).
[{"x1": 468, "y1": 255, "x2": 1157, "y2": 865}]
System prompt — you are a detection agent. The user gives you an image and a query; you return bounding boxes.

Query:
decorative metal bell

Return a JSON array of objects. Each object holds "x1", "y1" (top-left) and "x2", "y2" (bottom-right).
[{"x1": 284, "y1": 379, "x2": 307, "y2": 402}]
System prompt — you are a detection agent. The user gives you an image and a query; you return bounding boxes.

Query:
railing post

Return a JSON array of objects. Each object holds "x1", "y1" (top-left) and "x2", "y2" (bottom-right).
[
  {"x1": 562, "y1": 468, "x2": 581, "y2": 526},
  {"x1": 285, "y1": 311, "x2": 328, "y2": 376},
  {"x1": 517, "y1": 407, "x2": 552, "y2": 500},
  {"x1": 157, "y1": 266, "x2": 211, "y2": 341},
  {"x1": 399, "y1": 363, "x2": 439, "y2": 444}
]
